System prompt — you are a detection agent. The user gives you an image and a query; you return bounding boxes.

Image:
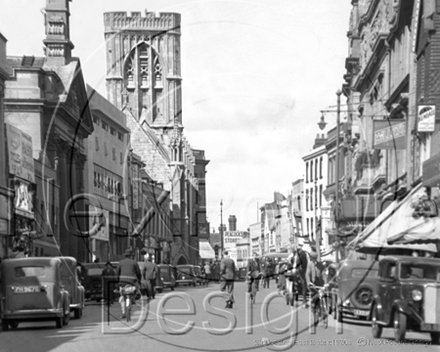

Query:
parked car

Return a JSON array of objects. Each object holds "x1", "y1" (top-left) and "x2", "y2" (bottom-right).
[
  {"x1": 332, "y1": 259, "x2": 379, "y2": 322},
  {"x1": 370, "y1": 255, "x2": 440, "y2": 344},
  {"x1": 193, "y1": 265, "x2": 203, "y2": 286},
  {"x1": 0, "y1": 257, "x2": 71, "y2": 330},
  {"x1": 175, "y1": 265, "x2": 197, "y2": 287},
  {"x1": 157, "y1": 264, "x2": 176, "y2": 292},
  {"x1": 82, "y1": 263, "x2": 104, "y2": 301},
  {"x1": 58, "y1": 256, "x2": 85, "y2": 319}
]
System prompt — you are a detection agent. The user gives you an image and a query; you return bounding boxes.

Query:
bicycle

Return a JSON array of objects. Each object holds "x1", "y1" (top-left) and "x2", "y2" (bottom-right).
[
  {"x1": 120, "y1": 284, "x2": 137, "y2": 322},
  {"x1": 247, "y1": 272, "x2": 261, "y2": 304},
  {"x1": 308, "y1": 283, "x2": 329, "y2": 328}
]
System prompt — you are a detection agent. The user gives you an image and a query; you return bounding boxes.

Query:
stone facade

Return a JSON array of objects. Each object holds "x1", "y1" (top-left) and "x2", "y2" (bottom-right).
[{"x1": 103, "y1": 10, "x2": 206, "y2": 265}]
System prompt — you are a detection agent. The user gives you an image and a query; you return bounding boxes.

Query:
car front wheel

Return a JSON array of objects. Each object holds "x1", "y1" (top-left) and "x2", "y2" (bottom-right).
[
  {"x1": 371, "y1": 305, "x2": 382, "y2": 338},
  {"x1": 393, "y1": 310, "x2": 406, "y2": 342}
]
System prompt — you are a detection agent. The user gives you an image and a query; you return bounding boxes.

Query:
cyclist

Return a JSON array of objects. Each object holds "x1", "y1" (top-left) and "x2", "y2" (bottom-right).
[{"x1": 116, "y1": 249, "x2": 141, "y2": 319}]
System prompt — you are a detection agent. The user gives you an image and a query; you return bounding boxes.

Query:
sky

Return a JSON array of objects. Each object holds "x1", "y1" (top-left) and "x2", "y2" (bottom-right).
[{"x1": 0, "y1": 0, "x2": 352, "y2": 232}]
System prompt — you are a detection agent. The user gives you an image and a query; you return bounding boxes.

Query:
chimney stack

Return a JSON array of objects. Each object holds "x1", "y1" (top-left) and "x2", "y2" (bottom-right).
[
  {"x1": 43, "y1": 0, "x2": 74, "y2": 66},
  {"x1": 228, "y1": 215, "x2": 237, "y2": 231}
]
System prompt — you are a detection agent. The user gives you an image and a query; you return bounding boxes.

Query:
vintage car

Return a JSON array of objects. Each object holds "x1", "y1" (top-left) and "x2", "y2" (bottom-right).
[
  {"x1": 82, "y1": 263, "x2": 104, "y2": 301},
  {"x1": 370, "y1": 256, "x2": 440, "y2": 344},
  {"x1": 192, "y1": 265, "x2": 204, "y2": 286},
  {"x1": 82, "y1": 262, "x2": 119, "y2": 301},
  {"x1": 58, "y1": 257, "x2": 85, "y2": 319},
  {"x1": 156, "y1": 264, "x2": 175, "y2": 292},
  {"x1": 1, "y1": 257, "x2": 71, "y2": 330},
  {"x1": 332, "y1": 259, "x2": 379, "y2": 322},
  {"x1": 175, "y1": 265, "x2": 197, "y2": 287}
]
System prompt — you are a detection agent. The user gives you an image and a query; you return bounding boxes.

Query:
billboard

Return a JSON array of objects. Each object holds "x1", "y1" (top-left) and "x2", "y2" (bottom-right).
[
  {"x1": 373, "y1": 119, "x2": 406, "y2": 149},
  {"x1": 6, "y1": 124, "x2": 35, "y2": 182},
  {"x1": 417, "y1": 105, "x2": 435, "y2": 132}
]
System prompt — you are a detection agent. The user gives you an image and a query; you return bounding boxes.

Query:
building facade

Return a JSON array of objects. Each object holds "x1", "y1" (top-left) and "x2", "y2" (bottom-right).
[
  {"x1": 4, "y1": 0, "x2": 94, "y2": 261},
  {"x1": 103, "y1": 10, "x2": 206, "y2": 265}
]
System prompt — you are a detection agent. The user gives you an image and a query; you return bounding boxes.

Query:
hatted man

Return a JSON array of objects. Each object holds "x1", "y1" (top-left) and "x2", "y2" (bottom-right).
[{"x1": 220, "y1": 251, "x2": 236, "y2": 309}]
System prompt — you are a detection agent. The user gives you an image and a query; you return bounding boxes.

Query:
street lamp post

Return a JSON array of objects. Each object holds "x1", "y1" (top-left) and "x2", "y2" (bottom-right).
[
  {"x1": 318, "y1": 89, "x2": 343, "y2": 263},
  {"x1": 220, "y1": 200, "x2": 224, "y2": 259}
]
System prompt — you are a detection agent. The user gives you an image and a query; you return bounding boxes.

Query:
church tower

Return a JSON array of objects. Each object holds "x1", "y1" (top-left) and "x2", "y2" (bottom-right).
[{"x1": 103, "y1": 11, "x2": 182, "y2": 142}]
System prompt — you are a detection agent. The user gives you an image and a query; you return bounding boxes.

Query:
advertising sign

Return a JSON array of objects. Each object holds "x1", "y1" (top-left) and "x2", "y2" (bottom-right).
[
  {"x1": 89, "y1": 206, "x2": 109, "y2": 241},
  {"x1": 373, "y1": 119, "x2": 406, "y2": 149},
  {"x1": 418, "y1": 105, "x2": 435, "y2": 132},
  {"x1": 6, "y1": 124, "x2": 35, "y2": 182},
  {"x1": 224, "y1": 231, "x2": 248, "y2": 247}
]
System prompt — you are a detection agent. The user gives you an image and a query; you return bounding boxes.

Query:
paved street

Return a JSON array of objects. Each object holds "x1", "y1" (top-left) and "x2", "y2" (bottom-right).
[{"x1": 1, "y1": 280, "x2": 437, "y2": 352}]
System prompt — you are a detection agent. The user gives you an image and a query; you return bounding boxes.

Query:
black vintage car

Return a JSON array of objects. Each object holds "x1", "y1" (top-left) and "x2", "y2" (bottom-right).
[{"x1": 370, "y1": 256, "x2": 440, "y2": 344}]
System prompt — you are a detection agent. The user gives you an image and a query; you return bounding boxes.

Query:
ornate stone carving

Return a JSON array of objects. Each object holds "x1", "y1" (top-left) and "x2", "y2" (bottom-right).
[
  {"x1": 46, "y1": 44, "x2": 65, "y2": 57},
  {"x1": 48, "y1": 15, "x2": 65, "y2": 35}
]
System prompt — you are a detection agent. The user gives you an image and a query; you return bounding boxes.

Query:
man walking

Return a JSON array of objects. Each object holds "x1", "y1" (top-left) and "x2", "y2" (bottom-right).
[
  {"x1": 204, "y1": 261, "x2": 211, "y2": 286},
  {"x1": 220, "y1": 251, "x2": 236, "y2": 309},
  {"x1": 143, "y1": 254, "x2": 158, "y2": 300}
]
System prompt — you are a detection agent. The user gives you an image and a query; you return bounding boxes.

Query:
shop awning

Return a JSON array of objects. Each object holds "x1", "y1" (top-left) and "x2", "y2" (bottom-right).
[
  {"x1": 347, "y1": 183, "x2": 438, "y2": 254},
  {"x1": 199, "y1": 240, "x2": 215, "y2": 259},
  {"x1": 387, "y1": 217, "x2": 440, "y2": 245}
]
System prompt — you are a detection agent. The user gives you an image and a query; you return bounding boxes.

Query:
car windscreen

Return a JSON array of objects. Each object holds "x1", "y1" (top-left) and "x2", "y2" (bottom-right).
[
  {"x1": 87, "y1": 268, "x2": 103, "y2": 276},
  {"x1": 15, "y1": 266, "x2": 45, "y2": 278},
  {"x1": 351, "y1": 268, "x2": 378, "y2": 279},
  {"x1": 400, "y1": 263, "x2": 440, "y2": 280},
  {"x1": 178, "y1": 268, "x2": 191, "y2": 275}
]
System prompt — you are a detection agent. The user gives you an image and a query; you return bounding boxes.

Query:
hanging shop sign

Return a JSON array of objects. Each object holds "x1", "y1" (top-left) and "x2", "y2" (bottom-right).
[
  {"x1": 14, "y1": 181, "x2": 34, "y2": 215},
  {"x1": 373, "y1": 119, "x2": 406, "y2": 149},
  {"x1": 417, "y1": 105, "x2": 436, "y2": 132},
  {"x1": 6, "y1": 124, "x2": 35, "y2": 182},
  {"x1": 89, "y1": 206, "x2": 109, "y2": 241}
]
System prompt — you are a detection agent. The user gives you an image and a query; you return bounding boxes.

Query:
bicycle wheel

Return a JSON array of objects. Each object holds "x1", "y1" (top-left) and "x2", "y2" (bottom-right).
[
  {"x1": 321, "y1": 299, "x2": 328, "y2": 328},
  {"x1": 126, "y1": 297, "x2": 131, "y2": 322},
  {"x1": 313, "y1": 300, "x2": 320, "y2": 326}
]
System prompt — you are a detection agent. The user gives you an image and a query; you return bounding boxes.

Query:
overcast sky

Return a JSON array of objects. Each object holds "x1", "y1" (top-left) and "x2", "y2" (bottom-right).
[{"x1": 0, "y1": 0, "x2": 352, "y2": 232}]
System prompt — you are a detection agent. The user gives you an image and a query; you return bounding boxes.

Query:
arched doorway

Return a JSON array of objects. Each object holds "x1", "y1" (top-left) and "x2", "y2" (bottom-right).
[{"x1": 177, "y1": 255, "x2": 187, "y2": 265}]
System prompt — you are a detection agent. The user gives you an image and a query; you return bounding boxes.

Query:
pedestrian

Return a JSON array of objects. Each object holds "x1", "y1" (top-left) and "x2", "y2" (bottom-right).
[
  {"x1": 289, "y1": 243, "x2": 309, "y2": 307},
  {"x1": 102, "y1": 261, "x2": 116, "y2": 305},
  {"x1": 247, "y1": 252, "x2": 262, "y2": 301},
  {"x1": 277, "y1": 260, "x2": 288, "y2": 295},
  {"x1": 204, "y1": 261, "x2": 211, "y2": 286},
  {"x1": 143, "y1": 254, "x2": 158, "y2": 300},
  {"x1": 220, "y1": 250, "x2": 236, "y2": 309},
  {"x1": 138, "y1": 249, "x2": 148, "y2": 297}
]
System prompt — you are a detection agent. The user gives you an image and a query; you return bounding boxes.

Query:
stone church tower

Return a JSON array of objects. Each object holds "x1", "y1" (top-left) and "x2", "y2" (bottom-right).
[
  {"x1": 104, "y1": 11, "x2": 182, "y2": 143},
  {"x1": 103, "y1": 10, "x2": 200, "y2": 265}
]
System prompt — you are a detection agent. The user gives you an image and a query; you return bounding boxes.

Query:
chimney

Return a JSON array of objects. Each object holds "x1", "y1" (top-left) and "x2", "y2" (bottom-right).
[
  {"x1": 228, "y1": 215, "x2": 237, "y2": 231},
  {"x1": 43, "y1": 0, "x2": 74, "y2": 66},
  {"x1": 313, "y1": 133, "x2": 327, "y2": 149}
]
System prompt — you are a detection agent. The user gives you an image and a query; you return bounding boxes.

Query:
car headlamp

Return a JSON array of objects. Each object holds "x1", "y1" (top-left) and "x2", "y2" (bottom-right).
[{"x1": 411, "y1": 290, "x2": 422, "y2": 301}]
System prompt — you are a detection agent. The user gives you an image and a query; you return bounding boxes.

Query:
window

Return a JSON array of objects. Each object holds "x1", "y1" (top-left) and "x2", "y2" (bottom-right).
[
  {"x1": 110, "y1": 127, "x2": 116, "y2": 136},
  {"x1": 95, "y1": 136, "x2": 99, "y2": 151},
  {"x1": 306, "y1": 163, "x2": 309, "y2": 183},
  {"x1": 305, "y1": 189, "x2": 309, "y2": 211},
  {"x1": 319, "y1": 185, "x2": 323, "y2": 207},
  {"x1": 118, "y1": 132, "x2": 124, "y2": 142},
  {"x1": 93, "y1": 116, "x2": 99, "y2": 124},
  {"x1": 112, "y1": 147, "x2": 116, "y2": 161},
  {"x1": 310, "y1": 188, "x2": 313, "y2": 210},
  {"x1": 101, "y1": 121, "x2": 108, "y2": 131},
  {"x1": 315, "y1": 159, "x2": 318, "y2": 181},
  {"x1": 310, "y1": 160, "x2": 313, "y2": 181},
  {"x1": 320, "y1": 157, "x2": 323, "y2": 179},
  {"x1": 315, "y1": 185, "x2": 318, "y2": 209},
  {"x1": 120, "y1": 152, "x2": 123, "y2": 165}
]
